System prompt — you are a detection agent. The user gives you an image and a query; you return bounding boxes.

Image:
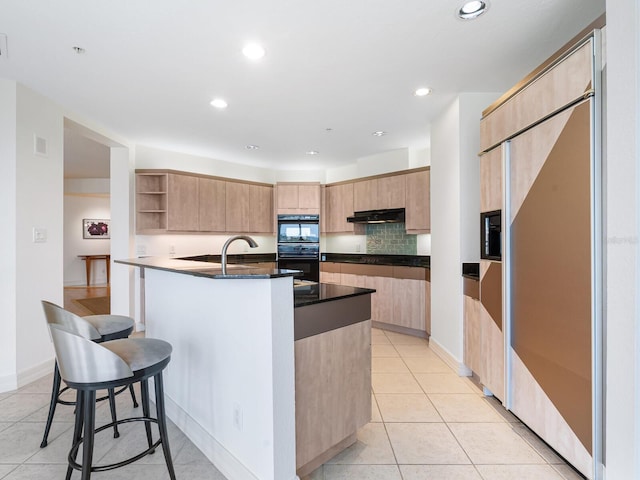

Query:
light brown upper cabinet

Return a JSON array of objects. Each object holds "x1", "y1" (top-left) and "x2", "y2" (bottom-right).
[
  {"x1": 405, "y1": 169, "x2": 430, "y2": 233},
  {"x1": 353, "y1": 176, "x2": 406, "y2": 212},
  {"x1": 167, "y1": 174, "x2": 199, "y2": 231},
  {"x1": 353, "y1": 179, "x2": 377, "y2": 212},
  {"x1": 480, "y1": 147, "x2": 502, "y2": 213},
  {"x1": 377, "y1": 175, "x2": 406, "y2": 210},
  {"x1": 198, "y1": 177, "x2": 226, "y2": 232},
  {"x1": 325, "y1": 183, "x2": 354, "y2": 233},
  {"x1": 480, "y1": 39, "x2": 593, "y2": 152},
  {"x1": 136, "y1": 170, "x2": 272, "y2": 234},
  {"x1": 275, "y1": 183, "x2": 321, "y2": 214},
  {"x1": 249, "y1": 184, "x2": 274, "y2": 233}
]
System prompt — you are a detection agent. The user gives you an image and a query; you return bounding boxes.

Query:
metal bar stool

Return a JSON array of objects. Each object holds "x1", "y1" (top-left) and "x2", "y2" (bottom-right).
[
  {"x1": 48, "y1": 323, "x2": 176, "y2": 480},
  {"x1": 40, "y1": 301, "x2": 139, "y2": 447}
]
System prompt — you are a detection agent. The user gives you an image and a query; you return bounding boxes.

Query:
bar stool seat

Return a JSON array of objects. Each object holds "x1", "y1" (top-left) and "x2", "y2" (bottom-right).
[
  {"x1": 40, "y1": 301, "x2": 139, "y2": 448},
  {"x1": 48, "y1": 324, "x2": 176, "y2": 480}
]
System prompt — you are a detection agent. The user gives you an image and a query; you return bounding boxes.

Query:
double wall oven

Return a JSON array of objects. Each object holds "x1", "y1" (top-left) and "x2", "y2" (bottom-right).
[{"x1": 277, "y1": 214, "x2": 320, "y2": 282}]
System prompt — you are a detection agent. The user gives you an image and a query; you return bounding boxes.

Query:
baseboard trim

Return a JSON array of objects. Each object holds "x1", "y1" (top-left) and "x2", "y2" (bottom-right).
[
  {"x1": 372, "y1": 321, "x2": 428, "y2": 339},
  {"x1": 0, "y1": 358, "x2": 54, "y2": 393},
  {"x1": 18, "y1": 358, "x2": 55, "y2": 388},
  {"x1": 428, "y1": 338, "x2": 472, "y2": 377},
  {"x1": 0, "y1": 373, "x2": 17, "y2": 393}
]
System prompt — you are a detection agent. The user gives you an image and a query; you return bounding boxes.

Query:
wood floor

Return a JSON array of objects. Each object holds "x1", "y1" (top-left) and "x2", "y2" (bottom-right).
[{"x1": 63, "y1": 285, "x2": 110, "y2": 316}]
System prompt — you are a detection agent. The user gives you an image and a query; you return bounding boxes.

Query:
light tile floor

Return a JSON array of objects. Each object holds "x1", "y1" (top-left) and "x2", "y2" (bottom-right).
[{"x1": 0, "y1": 328, "x2": 584, "y2": 480}]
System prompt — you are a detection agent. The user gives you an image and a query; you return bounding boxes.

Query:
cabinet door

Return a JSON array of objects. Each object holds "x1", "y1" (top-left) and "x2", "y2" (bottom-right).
[
  {"x1": 365, "y1": 275, "x2": 393, "y2": 324},
  {"x1": 425, "y1": 279, "x2": 431, "y2": 335},
  {"x1": 225, "y1": 182, "x2": 251, "y2": 232},
  {"x1": 326, "y1": 183, "x2": 354, "y2": 233},
  {"x1": 378, "y1": 175, "x2": 406, "y2": 209},
  {"x1": 480, "y1": 147, "x2": 502, "y2": 213},
  {"x1": 405, "y1": 170, "x2": 430, "y2": 232},
  {"x1": 167, "y1": 174, "x2": 199, "y2": 231},
  {"x1": 353, "y1": 179, "x2": 377, "y2": 212},
  {"x1": 480, "y1": 40, "x2": 593, "y2": 151},
  {"x1": 508, "y1": 100, "x2": 593, "y2": 475},
  {"x1": 276, "y1": 184, "x2": 299, "y2": 209},
  {"x1": 249, "y1": 184, "x2": 274, "y2": 233},
  {"x1": 479, "y1": 260, "x2": 503, "y2": 401},
  {"x1": 392, "y1": 278, "x2": 426, "y2": 331},
  {"x1": 198, "y1": 178, "x2": 226, "y2": 232},
  {"x1": 463, "y1": 294, "x2": 482, "y2": 375},
  {"x1": 297, "y1": 184, "x2": 321, "y2": 210}
]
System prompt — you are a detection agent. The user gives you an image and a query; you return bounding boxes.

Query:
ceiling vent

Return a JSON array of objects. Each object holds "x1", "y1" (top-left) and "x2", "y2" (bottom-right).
[{"x1": 0, "y1": 34, "x2": 7, "y2": 60}]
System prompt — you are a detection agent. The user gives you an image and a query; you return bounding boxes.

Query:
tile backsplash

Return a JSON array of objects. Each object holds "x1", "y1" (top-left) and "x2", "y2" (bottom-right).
[{"x1": 366, "y1": 223, "x2": 417, "y2": 255}]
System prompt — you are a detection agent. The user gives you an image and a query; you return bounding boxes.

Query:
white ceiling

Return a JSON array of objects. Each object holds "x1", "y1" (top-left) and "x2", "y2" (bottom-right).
[{"x1": 1, "y1": 0, "x2": 605, "y2": 178}]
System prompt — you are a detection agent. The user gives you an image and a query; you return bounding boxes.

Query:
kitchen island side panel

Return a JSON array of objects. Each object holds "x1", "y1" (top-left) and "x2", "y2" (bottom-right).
[{"x1": 144, "y1": 268, "x2": 297, "y2": 480}]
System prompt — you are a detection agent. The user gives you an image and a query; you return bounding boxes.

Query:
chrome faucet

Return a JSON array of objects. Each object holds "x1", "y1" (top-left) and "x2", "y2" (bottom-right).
[{"x1": 221, "y1": 235, "x2": 259, "y2": 275}]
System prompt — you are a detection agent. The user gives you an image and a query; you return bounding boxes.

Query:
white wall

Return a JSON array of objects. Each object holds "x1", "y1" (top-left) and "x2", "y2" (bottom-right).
[
  {"x1": 63, "y1": 191, "x2": 111, "y2": 286},
  {"x1": 604, "y1": 2, "x2": 640, "y2": 477},
  {"x1": 15, "y1": 83, "x2": 64, "y2": 382},
  {"x1": 429, "y1": 93, "x2": 499, "y2": 370},
  {"x1": 0, "y1": 80, "x2": 18, "y2": 391},
  {"x1": 136, "y1": 145, "x2": 276, "y2": 184}
]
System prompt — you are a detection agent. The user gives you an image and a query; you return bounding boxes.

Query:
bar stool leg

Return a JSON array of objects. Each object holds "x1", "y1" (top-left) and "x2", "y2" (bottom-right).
[
  {"x1": 129, "y1": 383, "x2": 139, "y2": 408},
  {"x1": 81, "y1": 390, "x2": 97, "y2": 480},
  {"x1": 66, "y1": 389, "x2": 85, "y2": 480},
  {"x1": 140, "y1": 379, "x2": 155, "y2": 453},
  {"x1": 154, "y1": 373, "x2": 176, "y2": 480},
  {"x1": 107, "y1": 388, "x2": 120, "y2": 438},
  {"x1": 41, "y1": 363, "x2": 62, "y2": 448}
]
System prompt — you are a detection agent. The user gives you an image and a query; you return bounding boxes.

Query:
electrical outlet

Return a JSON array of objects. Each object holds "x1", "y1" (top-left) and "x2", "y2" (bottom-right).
[
  {"x1": 33, "y1": 227, "x2": 47, "y2": 243},
  {"x1": 233, "y1": 403, "x2": 243, "y2": 431},
  {"x1": 169, "y1": 245, "x2": 176, "y2": 255},
  {"x1": 355, "y1": 243, "x2": 361, "y2": 252},
  {"x1": 136, "y1": 245, "x2": 147, "y2": 256}
]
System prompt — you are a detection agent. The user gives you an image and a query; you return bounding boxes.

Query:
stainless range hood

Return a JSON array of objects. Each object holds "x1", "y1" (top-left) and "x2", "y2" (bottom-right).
[{"x1": 346, "y1": 208, "x2": 405, "y2": 224}]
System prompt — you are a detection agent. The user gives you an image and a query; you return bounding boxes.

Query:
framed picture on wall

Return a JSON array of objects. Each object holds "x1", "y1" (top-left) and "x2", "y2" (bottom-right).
[{"x1": 83, "y1": 219, "x2": 110, "y2": 239}]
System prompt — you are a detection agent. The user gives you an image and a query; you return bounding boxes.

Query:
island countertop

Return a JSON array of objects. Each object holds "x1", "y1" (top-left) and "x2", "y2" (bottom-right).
[{"x1": 115, "y1": 255, "x2": 297, "y2": 279}]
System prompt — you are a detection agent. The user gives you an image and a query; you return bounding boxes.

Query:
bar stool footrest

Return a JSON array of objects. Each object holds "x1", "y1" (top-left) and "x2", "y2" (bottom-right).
[{"x1": 68, "y1": 417, "x2": 162, "y2": 473}]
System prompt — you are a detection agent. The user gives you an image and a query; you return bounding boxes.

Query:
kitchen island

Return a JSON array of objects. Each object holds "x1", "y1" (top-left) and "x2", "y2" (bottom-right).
[{"x1": 115, "y1": 256, "x2": 373, "y2": 480}]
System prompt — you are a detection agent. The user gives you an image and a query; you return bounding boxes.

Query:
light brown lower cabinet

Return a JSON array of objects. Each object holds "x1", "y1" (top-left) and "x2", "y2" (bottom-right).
[
  {"x1": 295, "y1": 320, "x2": 371, "y2": 476},
  {"x1": 463, "y1": 280, "x2": 482, "y2": 375},
  {"x1": 320, "y1": 263, "x2": 429, "y2": 336}
]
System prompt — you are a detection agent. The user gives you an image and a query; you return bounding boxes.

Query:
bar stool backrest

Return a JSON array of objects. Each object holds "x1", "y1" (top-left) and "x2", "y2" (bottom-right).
[
  {"x1": 48, "y1": 324, "x2": 134, "y2": 384},
  {"x1": 42, "y1": 300, "x2": 101, "y2": 341}
]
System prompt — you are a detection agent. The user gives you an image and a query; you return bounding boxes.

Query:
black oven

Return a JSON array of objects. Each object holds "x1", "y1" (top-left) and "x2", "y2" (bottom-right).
[
  {"x1": 277, "y1": 214, "x2": 320, "y2": 243},
  {"x1": 277, "y1": 214, "x2": 320, "y2": 282},
  {"x1": 277, "y1": 243, "x2": 320, "y2": 282},
  {"x1": 481, "y1": 210, "x2": 502, "y2": 261}
]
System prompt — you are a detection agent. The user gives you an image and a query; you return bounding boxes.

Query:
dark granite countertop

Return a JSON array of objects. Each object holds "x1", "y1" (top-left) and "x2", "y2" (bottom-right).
[
  {"x1": 294, "y1": 283, "x2": 375, "y2": 308},
  {"x1": 178, "y1": 253, "x2": 276, "y2": 264},
  {"x1": 115, "y1": 256, "x2": 296, "y2": 279},
  {"x1": 321, "y1": 253, "x2": 430, "y2": 268},
  {"x1": 462, "y1": 262, "x2": 480, "y2": 280}
]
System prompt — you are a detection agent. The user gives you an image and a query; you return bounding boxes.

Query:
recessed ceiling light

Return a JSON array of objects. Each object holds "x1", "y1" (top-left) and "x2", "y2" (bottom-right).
[
  {"x1": 242, "y1": 43, "x2": 266, "y2": 60},
  {"x1": 372, "y1": 131, "x2": 387, "y2": 137},
  {"x1": 306, "y1": 150, "x2": 319, "y2": 155},
  {"x1": 457, "y1": 1, "x2": 488, "y2": 20},
  {"x1": 245, "y1": 144, "x2": 259, "y2": 150},
  {"x1": 210, "y1": 98, "x2": 228, "y2": 109},
  {"x1": 414, "y1": 87, "x2": 432, "y2": 97}
]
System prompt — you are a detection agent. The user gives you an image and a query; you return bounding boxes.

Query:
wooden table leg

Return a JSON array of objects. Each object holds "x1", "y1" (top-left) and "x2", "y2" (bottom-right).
[
  {"x1": 106, "y1": 255, "x2": 111, "y2": 285},
  {"x1": 85, "y1": 258, "x2": 92, "y2": 286}
]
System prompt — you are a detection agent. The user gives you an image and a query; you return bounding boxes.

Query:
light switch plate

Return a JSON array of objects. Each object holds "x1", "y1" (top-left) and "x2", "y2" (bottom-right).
[{"x1": 33, "y1": 227, "x2": 47, "y2": 243}]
